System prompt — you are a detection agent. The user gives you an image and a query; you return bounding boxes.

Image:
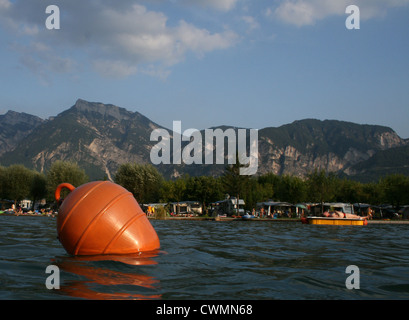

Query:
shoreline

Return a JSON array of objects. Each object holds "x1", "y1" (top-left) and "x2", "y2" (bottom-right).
[
  {"x1": 149, "y1": 216, "x2": 409, "y2": 224},
  {"x1": 0, "y1": 213, "x2": 56, "y2": 217},
  {"x1": 2, "y1": 213, "x2": 409, "y2": 224}
]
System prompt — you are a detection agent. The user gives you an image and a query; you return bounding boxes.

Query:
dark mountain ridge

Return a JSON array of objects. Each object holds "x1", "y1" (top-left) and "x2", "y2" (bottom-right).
[
  {"x1": 0, "y1": 110, "x2": 45, "y2": 157},
  {"x1": 0, "y1": 99, "x2": 407, "y2": 181}
]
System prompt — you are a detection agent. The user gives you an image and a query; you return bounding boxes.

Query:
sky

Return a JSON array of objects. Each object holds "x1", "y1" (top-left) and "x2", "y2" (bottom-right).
[{"x1": 1, "y1": 0, "x2": 409, "y2": 138}]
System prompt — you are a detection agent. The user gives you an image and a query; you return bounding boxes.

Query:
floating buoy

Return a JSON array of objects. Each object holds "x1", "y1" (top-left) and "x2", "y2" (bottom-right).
[{"x1": 55, "y1": 181, "x2": 160, "y2": 256}]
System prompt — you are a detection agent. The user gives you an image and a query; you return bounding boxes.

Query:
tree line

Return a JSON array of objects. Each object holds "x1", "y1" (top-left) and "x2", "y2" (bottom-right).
[
  {"x1": 0, "y1": 161, "x2": 88, "y2": 209},
  {"x1": 1, "y1": 161, "x2": 409, "y2": 211}
]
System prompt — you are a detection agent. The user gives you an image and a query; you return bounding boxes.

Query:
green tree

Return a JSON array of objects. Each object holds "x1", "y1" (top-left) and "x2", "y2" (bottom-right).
[
  {"x1": 0, "y1": 165, "x2": 6, "y2": 200},
  {"x1": 46, "y1": 160, "x2": 89, "y2": 200},
  {"x1": 172, "y1": 176, "x2": 188, "y2": 204},
  {"x1": 380, "y1": 174, "x2": 409, "y2": 209},
  {"x1": 257, "y1": 172, "x2": 276, "y2": 200},
  {"x1": 30, "y1": 172, "x2": 47, "y2": 209},
  {"x1": 158, "y1": 180, "x2": 176, "y2": 203},
  {"x1": 241, "y1": 177, "x2": 266, "y2": 210},
  {"x1": 185, "y1": 176, "x2": 223, "y2": 215},
  {"x1": 157, "y1": 177, "x2": 188, "y2": 214},
  {"x1": 335, "y1": 179, "x2": 363, "y2": 204},
  {"x1": 174, "y1": 177, "x2": 188, "y2": 214},
  {"x1": 1, "y1": 165, "x2": 34, "y2": 207},
  {"x1": 276, "y1": 175, "x2": 307, "y2": 203},
  {"x1": 361, "y1": 182, "x2": 382, "y2": 205},
  {"x1": 221, "y1": 159, "x2": 251, "y2": 214},
  {"x1": 306, "y1": 169, "x2": 337, "y2": 206},
  {"x1": 114, "y1": 163, "x2": 163, "y2": 203}
]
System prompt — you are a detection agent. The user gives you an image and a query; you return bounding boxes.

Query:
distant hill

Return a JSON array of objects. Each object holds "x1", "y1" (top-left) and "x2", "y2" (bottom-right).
[
  {"x1": 347, "y1": 145, "x2": 409, "y2": 182},
  {"x1": 257, "y1": 119, "x2": 407, "y2": 178},
  {"x1": 0, "y1": 99, "x2": 165, "y2": 180},
  {"x1": 0, "y1": 110, "x2": 45, "y2": 157},
  {"x1": 0, "y1": 99, "x2": 407, "y2": 181}
]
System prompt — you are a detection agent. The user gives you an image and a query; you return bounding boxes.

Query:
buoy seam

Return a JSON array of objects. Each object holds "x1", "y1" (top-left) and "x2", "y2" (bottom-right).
[
  {"x1": 59, "y1": 181, "x2": 108, "y2": 234},
  {"x1": 102, "y1": 202, "x2": 145, "y2": 254},
  {"x1": 73, "y1": 190, "x2": 133, "y2": 255}
]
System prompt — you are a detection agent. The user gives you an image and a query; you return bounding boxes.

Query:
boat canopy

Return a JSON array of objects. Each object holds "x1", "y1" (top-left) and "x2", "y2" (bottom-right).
[{"x1": 256, "y1": 201, "x2": 293, "y2": 207}]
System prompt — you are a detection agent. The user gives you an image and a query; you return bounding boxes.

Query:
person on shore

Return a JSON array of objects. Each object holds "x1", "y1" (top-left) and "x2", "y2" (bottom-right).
[{"x1": 368, "y1": 207, "x2": 373, "y2": 220}]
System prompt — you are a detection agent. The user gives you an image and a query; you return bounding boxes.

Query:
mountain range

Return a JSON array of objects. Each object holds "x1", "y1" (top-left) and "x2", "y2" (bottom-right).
[{"x1": 1, "y1": 99, "x2": 408, "y2": 182}]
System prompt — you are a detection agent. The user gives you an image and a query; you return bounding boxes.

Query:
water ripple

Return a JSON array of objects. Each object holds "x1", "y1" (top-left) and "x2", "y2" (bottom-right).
[{"x1": 1, "y1": 216, "x2": 409, "y2": 299}]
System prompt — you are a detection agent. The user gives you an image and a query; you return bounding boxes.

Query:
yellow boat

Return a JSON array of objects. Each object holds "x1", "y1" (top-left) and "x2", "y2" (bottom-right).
[{"x1": 301, "y1": 216, "x2": 367, "y2": 226}]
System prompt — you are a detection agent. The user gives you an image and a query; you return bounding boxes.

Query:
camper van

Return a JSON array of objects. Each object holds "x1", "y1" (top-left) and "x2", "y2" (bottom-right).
[{"x1": 211, "y1": 197, "x2": 245, "y2": 216}]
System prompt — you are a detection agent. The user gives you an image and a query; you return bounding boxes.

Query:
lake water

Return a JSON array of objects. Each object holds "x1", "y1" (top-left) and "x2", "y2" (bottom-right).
[{"x1": 1, "y1": 215, "x2": 409, "y2": 300}]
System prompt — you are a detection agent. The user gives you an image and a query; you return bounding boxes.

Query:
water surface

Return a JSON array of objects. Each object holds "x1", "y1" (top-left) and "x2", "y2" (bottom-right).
[{"x1": 1, "y1": 216, "x2": 408, "y2": 299}]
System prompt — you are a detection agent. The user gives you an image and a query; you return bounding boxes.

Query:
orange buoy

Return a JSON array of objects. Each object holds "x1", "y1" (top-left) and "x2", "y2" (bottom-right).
[{"x1": 55, "y1": 181, "x2": 160, "y2": 256}]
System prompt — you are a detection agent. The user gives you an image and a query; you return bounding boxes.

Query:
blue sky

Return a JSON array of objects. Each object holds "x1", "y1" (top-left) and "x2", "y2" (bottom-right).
[{"x1": 1, "y1": 0, "x2": 409, "y2": 138}]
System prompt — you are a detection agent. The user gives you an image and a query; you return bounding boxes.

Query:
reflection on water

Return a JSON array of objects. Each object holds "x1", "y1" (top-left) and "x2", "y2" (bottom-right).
[
  {"x1": 1, "y1": 216, "x2": 409, "y2": 299},
  {"x1": 54, "y1": 251, "x2": 161, "y2": 300}
]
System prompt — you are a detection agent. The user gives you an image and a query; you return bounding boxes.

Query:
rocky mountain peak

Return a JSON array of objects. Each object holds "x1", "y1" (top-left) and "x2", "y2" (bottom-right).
[
  {"x1": 72, "y1": 99, "x2": 132, "y2": 121},
  {"x1": 0, "y1": 110, "x2": 45, "y2": 156},
  {"x1": 0, "y1": 110, "x2": 44, "y2": 126}
]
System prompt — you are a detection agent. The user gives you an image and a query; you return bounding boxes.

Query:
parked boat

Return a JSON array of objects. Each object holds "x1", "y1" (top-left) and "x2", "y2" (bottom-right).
[{"x1": 301, "y1": 216, "x2": 367, "y2": 226}]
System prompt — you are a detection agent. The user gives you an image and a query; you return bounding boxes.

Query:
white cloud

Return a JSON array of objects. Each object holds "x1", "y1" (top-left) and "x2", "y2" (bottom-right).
[
  {"x1": 0, "y1": 0, "x2": 10, "y2": 10},
  {"x1": 183, "y1": 0, "x2": 239, "y2": 11},
  {"x1": 89, "y1": 5, "x2": 238, "y2": 75},
  {"x1": 176, "y1": 20, "x2": 238, "y2": 54},
  {"x1": 10, "y1": 41, "x2": 76, "y2": 85},
  {"x1": 270, "y1": 0, "x2": 409, "y2": 26},
  {"x1": 0, "y1": 1, "x2": 238, "y2": 79},
  {"x1": 241, "y1": 16, "x2": 260, "y2": 33},
  {"x1": 93, "y1": 60, "x2": 138, "y2": 78}
]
